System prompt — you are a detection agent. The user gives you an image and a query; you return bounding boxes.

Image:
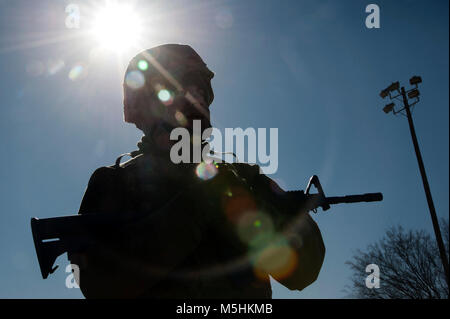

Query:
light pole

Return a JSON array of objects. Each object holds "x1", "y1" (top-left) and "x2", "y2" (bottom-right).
[{"x1": 380, "y1": 76, "x2": 449, "y2": 286}]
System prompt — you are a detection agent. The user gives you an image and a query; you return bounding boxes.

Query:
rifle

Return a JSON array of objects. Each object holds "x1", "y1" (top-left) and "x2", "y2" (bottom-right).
[{"x1": 31, "y1": 174, "x2": 382, "y2": 280}]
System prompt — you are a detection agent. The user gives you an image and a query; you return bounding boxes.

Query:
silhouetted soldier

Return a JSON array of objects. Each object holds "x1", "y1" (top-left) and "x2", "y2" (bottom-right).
[{"x1": 69, "y1": 44, "x2": 325, "y2": 298}]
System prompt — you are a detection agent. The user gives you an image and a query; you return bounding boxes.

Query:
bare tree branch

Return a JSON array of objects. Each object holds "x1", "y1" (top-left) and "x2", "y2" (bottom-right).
[{"x1": 344, "y1": 220, "x2": 449, "y2": 299}]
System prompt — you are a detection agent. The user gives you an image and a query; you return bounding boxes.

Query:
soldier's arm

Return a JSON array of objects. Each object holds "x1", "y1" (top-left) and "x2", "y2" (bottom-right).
[{"x1": 236, "y1": 164, "x2": 326, "y2": 291}]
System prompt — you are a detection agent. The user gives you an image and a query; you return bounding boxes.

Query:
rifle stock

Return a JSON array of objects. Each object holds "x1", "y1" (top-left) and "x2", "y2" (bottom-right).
[{"x1": 31, "y1": 213, "x2": 128, "y2": 279}]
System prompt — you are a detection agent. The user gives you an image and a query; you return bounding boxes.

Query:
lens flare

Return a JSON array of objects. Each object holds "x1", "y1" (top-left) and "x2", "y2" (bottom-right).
[
  {"x1": 157, "y1": 89, "x2": 171, "y2": 102},
  {"x1": 196, "y1": 162, "x2": 218, "y2": 180},
  {"x1": 47, "y1": 59, "x2": 65, "y2": 75},
  {"x1": 252, "y1": 236, "x2": 299, "y2": 281},
  {"x1": 175, "y1": 111, "x2": 187, "y2": 126},
  {"x1": 68, "y1": 64, "x2": 87, "y2": 81},
  {"x1": 137, "y1": 59, "x2": 148, "y2": 71},
  {"x1": 157, "y1": 89, "x2": 174, "y2": 106},
  {"x1": 236, "y1": 211, "x2": 274, "y2": 248},
  {"x1": 224, "y1": 187, "x2": 257, "y2": 224},
  {"x1": 125, "y1": 70, "x2": 145, "y2": 89}
]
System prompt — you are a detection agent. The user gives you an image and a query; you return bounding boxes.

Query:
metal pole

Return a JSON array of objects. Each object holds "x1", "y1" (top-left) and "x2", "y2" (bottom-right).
[{"x1": 401, "y1": 87, "x2": 449, "y2": 286}]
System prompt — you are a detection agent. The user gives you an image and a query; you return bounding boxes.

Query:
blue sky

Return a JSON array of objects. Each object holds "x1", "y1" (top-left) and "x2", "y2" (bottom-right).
[{"x1": 0, "y1": 0, "x2": 448, "y2": 298}]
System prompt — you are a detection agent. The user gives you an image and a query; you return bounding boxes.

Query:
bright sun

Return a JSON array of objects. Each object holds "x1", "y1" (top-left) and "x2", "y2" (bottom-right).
[{"x1": 91, "y1": 3, "x2": 142, "y2": 52}]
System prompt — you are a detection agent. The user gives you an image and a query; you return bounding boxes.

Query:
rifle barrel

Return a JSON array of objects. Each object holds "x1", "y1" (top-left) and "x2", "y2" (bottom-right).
[{"x1": 326, "y1": 193, "x2": 383, "y2": 205}]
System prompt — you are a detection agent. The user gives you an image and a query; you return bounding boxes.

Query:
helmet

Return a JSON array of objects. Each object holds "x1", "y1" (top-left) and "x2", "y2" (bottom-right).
[{"x1": 123, "y1": 44, "x2": 214, "y2": 127}]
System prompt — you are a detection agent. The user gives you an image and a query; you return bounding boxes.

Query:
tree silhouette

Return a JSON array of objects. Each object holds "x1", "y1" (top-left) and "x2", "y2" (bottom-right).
[{"x1": 345, "y1": 219, "x2": 448, "y2": 299}]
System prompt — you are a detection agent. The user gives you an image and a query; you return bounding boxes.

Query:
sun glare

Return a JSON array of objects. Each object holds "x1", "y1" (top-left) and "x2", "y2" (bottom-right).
[{"x1": 91, "y1": 3, "x2": 142, "y2": 52}]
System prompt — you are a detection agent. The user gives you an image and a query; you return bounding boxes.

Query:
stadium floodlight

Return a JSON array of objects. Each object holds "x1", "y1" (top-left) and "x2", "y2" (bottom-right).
[
  {"x1": 387, "y1": 81, "x2": 400, "y2": 92},
  {"x1": 383, "y1": 103, "x2": 395, "y2": 114},
  {"x1": 408, "y1": 89, "x2": 420, "y2": 99},
  {"x1": 380, "y1": 89, "x2": 389, "y2": 99},
  {"x1": 410, "y1": 76, "x2": 422, "y2": 86}
]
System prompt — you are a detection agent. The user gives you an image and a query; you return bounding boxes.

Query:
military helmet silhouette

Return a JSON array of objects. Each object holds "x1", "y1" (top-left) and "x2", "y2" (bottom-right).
[{"x1": 123, "y1": 44, "x2": 214, "y2": 125}]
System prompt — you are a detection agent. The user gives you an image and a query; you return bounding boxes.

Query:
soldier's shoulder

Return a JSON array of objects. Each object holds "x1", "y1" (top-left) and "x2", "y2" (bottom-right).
[
  {"x1": 115, "y1": 152, "x2": 145, "y2": 169},
  {"x1": 229, "y1": 162, "x2": 262, "y2": 176},
  {"x1": 216, "y1": 162, "x2": 262, "y2": 181},
  {"x1": 87, "y1": 165, "x2": 118, "y2": 186},
  {"x1": 87, "y1": 153, "x2": 144, "y2": 183}
]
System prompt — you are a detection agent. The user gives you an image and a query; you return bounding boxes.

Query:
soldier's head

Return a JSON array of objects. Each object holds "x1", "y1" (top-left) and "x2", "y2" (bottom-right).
[{"x1": 123, "y1": 44, "x2": 214, "y2": 136}]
